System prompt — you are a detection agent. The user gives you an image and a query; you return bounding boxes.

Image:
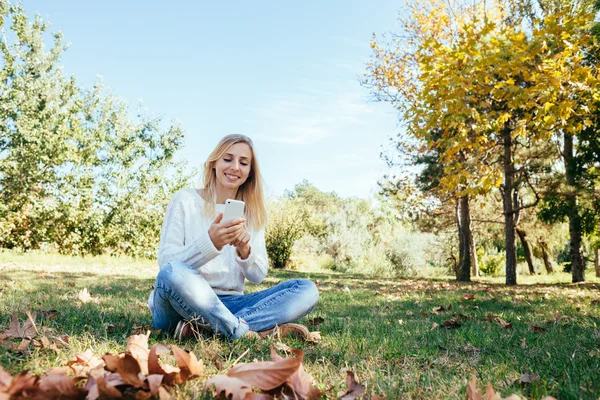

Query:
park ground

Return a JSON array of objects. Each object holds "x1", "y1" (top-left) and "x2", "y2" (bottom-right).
[{"x1": 0, "y1": 251, "x2": 599, "y2": 399}]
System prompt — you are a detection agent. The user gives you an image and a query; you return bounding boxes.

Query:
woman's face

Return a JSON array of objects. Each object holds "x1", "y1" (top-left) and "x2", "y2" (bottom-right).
[{"x1": 214, "y1": 142, "x2": 253, "y2": 191}]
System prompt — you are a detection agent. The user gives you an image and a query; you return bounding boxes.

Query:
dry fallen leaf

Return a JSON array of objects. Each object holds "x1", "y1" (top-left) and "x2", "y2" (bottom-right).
[
  {"x1": 462, "y1": 293, "x2": 476, "y2": 301},
  {"x1": 0, "y1": 312, "x2": 38, "y2": 340},
  {"x1": 171, "y1": 344, "x2": 203, "y2": 382},
  {"x1": 68, "y1": 349, "x2": 105, "y2": 377},
  {"x1": 441, "y1": 318, "x2": 462, "y2": 329},
  {"x1": 85, "y1": 374, "x2": 124, "y2": 400},
  {"x1": 520, "y1": 338, "x2": 527, "y2": 349},
  {"x1": 148, "y1": 344, "x2": 182, "y2": 386},
  {"x1": 205, "y1": 375, "x2": 253, "y2": 400},
  {"x1": 339, "y1": 370, "x2": 364, "y2": 400},
  {"x1": 306, "y1": 331, "x2": 322, "y2": 343},
  {"x1": 227, "y1": 350, "x2": 302, "y2": 391},
  {"x1": 495, "y1": 317, "x2": 512, "y2": 330},
  {"x1": 432, "y1": 305, "x2": 450, "y2": 314},
  {"x1": 466, "y1": 376, "x2": 482, "y2": 400},
  {"x1": 78, "y1": 288, "x2": 101, "y2": 304},
  {"x1": 531, "y1": 325, "x2": 547, "y2": 333},
  {"x1": 307, "y1": 317, "x2": 324, "y2": 327},
  {"x1": 273, "y1": 341, "x2": 292, "y2": 353},
  {"x1": 270, "y1": 348, "x2": 321, "y2": 400},
  {"x1": 0, "y1": 370, "x2": 39, "y2": 398},
  {"x1": 519, "y1": 373, "x2": 540, "y2": 384},
  {"x1": 102, "y1": 353, "x2": 145, "y2": 388},
  {"x1": 127, "y1": 331, "x2": 151, "y2": 375},
  {"x1": 484, "y1": 314, "x2": 512, "y2": 329},
  {"x1": 38, "y1": 371, "x2": 87, "y2": 399},
  {"x1": 466, "y1": 375, "x2": 521, "y2": 400}
]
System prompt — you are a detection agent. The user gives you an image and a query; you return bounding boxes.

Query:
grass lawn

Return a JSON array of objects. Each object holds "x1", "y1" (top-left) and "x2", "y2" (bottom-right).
[{"x1": 0, "y1": 251, "x2": 599, "y2": 399}]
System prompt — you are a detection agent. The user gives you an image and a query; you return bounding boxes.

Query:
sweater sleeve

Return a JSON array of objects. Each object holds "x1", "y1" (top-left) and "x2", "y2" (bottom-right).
[
  {"x1": 157, "y1": 193, "x2": 222, "y2": 268},
  {"x1": 235, "y1": 228, "x2": 268, "y2": 283}
]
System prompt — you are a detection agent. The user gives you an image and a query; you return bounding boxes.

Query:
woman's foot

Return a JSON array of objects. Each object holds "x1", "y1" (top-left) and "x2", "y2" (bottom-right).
[
  {"x1": 173, "y1": 320, "x2": 194, "y2": 340},
  {"x1": 173, "y1": 320, "x2": 212, "y2": 340}
]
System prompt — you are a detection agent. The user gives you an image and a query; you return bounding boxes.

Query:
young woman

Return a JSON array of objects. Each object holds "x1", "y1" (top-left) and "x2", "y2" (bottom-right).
[{"x1": 148, "y1": 134, "x2": 319, "y2": 340}]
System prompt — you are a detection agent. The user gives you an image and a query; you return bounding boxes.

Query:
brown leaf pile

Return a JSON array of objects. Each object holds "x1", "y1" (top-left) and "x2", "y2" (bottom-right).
[
  {"x1": 0, "y1": 328, "x2": 352, "y2": 400},
  {"x1": 0, "y1": 331, "x2": 202, "y2": 399}
]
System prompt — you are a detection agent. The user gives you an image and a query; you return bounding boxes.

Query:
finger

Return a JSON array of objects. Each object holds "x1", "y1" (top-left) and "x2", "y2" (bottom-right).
[
  {"x1": 221, "y1": 218, "x2": 246, "y2": 228},
  {"x1": 222, "y1": 225, "x2": 244, "y2": 235},
  {"x1": 213, "y1": 213, "x2": 223, "y2": 224}
]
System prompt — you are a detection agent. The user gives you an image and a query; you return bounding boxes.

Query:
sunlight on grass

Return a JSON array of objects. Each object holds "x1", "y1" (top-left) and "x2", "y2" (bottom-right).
[{"x1": 0, "y1": 251, "x2": 599, "y2": 398}]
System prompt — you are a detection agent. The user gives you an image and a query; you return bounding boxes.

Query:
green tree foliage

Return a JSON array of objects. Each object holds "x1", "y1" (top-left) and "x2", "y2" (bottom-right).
[{"x1": 0, "y1": 2, "x2": 192, "y2": 257}]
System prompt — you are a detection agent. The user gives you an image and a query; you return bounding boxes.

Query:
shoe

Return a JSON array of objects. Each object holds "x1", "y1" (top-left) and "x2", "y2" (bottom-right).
[
  {"x1": 174, "y1": 320, "x2": 192, "y2": 340},
  {"x1": 258, "y1": 323, "x2": 310, "y2": 339}
]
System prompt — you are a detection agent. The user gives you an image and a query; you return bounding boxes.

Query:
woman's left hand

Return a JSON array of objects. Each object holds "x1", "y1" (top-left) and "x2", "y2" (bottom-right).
[{"x1": 232, "y1": 228, "x2": 251, "y2": 259}]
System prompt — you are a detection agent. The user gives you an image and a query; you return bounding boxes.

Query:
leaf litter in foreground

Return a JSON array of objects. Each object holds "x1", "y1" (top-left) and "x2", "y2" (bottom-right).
[{"x1": 0, "y1": 331, "x2": 210, "y2": 399}]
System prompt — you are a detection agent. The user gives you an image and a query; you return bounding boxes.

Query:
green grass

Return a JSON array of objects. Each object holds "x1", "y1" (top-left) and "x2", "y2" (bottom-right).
[{"x1": 0, "y1": 250, "x2": 599, "y2": 399}]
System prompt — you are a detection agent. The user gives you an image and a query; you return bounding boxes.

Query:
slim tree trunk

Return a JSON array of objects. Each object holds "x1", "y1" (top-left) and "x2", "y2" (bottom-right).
[
  {"x1": 503, "y1": 125, "x2": 518, "y2": 285},
  {"x1": 456, "y1": 195, "x2": 472, "y2": 282},
  {"x1": 595, "y1": 248, "x2": 599, "y2": 278},
  {"x1": 564, "y1": 133, "x2": 585, "y2": 283},
  {"x1": 538, "y1": 240, "x2": 555, "y2": 274},
  {"x1": 516, "y1": 229, "x2": 535, "y2": 275},
  {"x1": 470, "y1": 232, "x2": 479, "y2": 277}
]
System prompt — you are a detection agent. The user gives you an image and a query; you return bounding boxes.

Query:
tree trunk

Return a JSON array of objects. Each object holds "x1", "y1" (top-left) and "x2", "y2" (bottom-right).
[
  {"x1": 538, "y1": 240, "x2": 555, "y2": 274},
  {"x1": 595, "y1": 248, "x2": 599, "y2": 278},
  {"x1": 456, "y1": 195, "x2": 472, "y2": 282},
  {"x1": 516, "y1": 229, "x2": 535, "y2": 275},
  {"x1": 470, "y1": 232, "x2": 479, "y2": 277},
  {"x1": 564, "y1": 133, "x2": 585, "y2": 283},
  {"x1": 503, "y1": 125, "x2": 518, "y2": 285}
]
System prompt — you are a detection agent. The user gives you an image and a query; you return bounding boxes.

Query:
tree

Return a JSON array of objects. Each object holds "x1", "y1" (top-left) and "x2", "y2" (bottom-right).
[
  {"x1": 0, "y1": 2, "x2": 192, "y2": 257},
  {"x1": 365, "y1": 0, "x2": 599, "y2": 284}
]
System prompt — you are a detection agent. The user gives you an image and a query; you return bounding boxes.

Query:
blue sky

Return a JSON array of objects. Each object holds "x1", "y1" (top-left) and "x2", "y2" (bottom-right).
[{"x1": 25, "y1": 0, "x2": 403, "y2": 199}]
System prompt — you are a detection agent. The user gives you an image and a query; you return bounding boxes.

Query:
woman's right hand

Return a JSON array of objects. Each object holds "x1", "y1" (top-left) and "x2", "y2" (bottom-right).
[{"x1": 208, "y1": 213, "x2": 245, "y2": 250}]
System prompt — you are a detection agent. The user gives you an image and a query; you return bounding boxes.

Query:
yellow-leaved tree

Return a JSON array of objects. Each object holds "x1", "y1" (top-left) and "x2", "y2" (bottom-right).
[{"x1": 365, "y1": 0, "x2": 600, "y2": 284}]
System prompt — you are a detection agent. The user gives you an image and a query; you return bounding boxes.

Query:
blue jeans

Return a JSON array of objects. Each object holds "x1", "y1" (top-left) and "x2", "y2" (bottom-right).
[{"x1": 151, "y1": 261, "x2": 320, "y2": 341}]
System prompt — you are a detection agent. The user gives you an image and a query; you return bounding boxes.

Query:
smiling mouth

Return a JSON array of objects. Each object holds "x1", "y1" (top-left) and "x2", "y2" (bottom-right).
[{"x1": 225, "y1": 173, "x2": 240, "y2": 181}]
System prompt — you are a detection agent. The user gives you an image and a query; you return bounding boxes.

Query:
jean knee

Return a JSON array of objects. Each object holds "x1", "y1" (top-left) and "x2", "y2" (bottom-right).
[
  {"x1": 299, "y1": 279, "x2": 319, "y2": 310},
  {"x1": 155, "y1": 264, "x2": 174, "y2": 285}
]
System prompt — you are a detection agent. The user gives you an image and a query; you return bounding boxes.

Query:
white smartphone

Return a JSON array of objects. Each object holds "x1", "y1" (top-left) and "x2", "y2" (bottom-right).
[{"x1": 222, "y1": 199, "x2": 245, "y2": 223}]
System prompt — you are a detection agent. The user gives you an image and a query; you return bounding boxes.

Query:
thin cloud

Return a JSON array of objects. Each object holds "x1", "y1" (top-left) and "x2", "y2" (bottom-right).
[{"x1": 251, "y1": 87, "x2": 374, "y2": 145}]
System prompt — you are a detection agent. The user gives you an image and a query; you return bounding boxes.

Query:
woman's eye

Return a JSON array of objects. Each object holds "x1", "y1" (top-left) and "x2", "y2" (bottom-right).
[
  {"x1": 223, "y1": 159, "x2": 231, "y2": 162},
  {"x1": 241, "y1": 163, "x2": 248, "y2": 166}
]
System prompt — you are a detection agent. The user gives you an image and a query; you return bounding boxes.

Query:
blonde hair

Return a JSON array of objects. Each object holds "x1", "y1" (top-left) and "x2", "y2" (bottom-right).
[{"x1": 201, "y1": 134, "x2": 267, "y2": 230}]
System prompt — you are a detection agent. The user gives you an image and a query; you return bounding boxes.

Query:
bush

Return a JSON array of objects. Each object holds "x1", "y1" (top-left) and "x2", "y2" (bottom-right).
[
  {"x1": 480, "y1": 250, "x2": 505, "y2": 276},
  {"x1": 382, "y1": 229, "x2": 435, "y2": 276},
  {"x1": 265, "y1": 199, "x2": 311, "y2": 269}
]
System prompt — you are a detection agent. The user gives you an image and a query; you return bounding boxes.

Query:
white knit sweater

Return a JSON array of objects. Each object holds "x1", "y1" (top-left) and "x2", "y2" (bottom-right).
[{"x1": 148, "y1": 188, "x2": 269, "y2": 309}]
